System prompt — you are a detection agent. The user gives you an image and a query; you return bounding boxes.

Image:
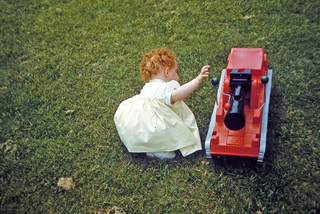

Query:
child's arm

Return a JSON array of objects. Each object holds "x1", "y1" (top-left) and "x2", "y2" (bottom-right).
[{"x1": 171, "y1": 65, "x2": 210, "y2": 103}]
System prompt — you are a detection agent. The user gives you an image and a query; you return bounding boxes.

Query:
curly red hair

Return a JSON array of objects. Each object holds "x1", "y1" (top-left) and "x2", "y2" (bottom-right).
[{"x1": 140, "y1": 48, "x2": 176, "y2": 81}]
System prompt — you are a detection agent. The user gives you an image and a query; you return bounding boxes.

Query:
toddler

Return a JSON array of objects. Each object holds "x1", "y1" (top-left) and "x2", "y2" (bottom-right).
[{"x1": 114, "y1": 48, "x2": 210, "y2": 159}]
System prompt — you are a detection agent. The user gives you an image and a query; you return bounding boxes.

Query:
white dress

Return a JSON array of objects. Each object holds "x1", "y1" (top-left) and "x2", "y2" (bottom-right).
[{"x1": 114, "y1": 79, "x2": 202, "y2": 157}]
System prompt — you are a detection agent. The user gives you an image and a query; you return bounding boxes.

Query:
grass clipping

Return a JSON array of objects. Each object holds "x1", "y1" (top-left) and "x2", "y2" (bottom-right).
[
  {"x1": 57, "y1": 177, "x2": 75, "y2": 191},
  {"x1": 1, "y1": 140, "x2": 17, "y2": 155}
]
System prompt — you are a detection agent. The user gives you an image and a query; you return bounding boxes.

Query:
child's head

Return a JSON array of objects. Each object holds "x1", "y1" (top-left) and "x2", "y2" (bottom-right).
[{"x1": 140, "y1": 48, "x2": 176, "y2": 81}]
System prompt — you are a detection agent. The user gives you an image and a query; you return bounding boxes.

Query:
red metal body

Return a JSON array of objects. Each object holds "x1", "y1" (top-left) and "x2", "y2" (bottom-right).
[{"x1": 210, "y1": 48, "x2": 268, "y2": 158}]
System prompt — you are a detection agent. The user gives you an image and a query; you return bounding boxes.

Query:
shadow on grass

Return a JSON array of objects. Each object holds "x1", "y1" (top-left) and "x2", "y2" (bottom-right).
[{"x1": 120, "y1": 79, "x2": 286, "y2": 178}]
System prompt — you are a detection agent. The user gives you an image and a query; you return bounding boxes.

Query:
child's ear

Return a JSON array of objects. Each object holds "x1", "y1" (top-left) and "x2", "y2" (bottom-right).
[{"x1": 164, "y1": 67, "x2": 170, "y2": 77}]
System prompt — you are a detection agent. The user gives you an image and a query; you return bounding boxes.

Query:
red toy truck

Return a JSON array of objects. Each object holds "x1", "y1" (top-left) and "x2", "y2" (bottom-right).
[{"x1": 205, "y1": 48, "x2": 273, "y2": 163}]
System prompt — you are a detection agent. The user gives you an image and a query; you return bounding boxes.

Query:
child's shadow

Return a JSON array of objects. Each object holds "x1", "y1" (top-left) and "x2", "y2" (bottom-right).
[{"x1": 127, "y1": 83, "x2": 283, "y2": 175}]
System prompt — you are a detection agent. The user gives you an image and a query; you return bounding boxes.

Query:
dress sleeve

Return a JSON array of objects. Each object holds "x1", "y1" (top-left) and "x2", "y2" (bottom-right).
[{"x1": 162, "y1": 80, "x2": 181, "y2": 106}]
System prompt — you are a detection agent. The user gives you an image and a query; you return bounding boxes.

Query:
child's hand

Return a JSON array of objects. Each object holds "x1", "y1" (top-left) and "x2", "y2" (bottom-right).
[
  {"x1": 171, "y1": 65, "x2": 210, "y2": 102},
  {"x1": 196, "y1": 65, "x2": 210, "y2": 84}
]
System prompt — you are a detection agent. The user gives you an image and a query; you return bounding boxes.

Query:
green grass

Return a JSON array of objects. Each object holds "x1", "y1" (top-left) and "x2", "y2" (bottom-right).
[{"x1": 1, "y1": 0, "x2": 319, "y2": 213}]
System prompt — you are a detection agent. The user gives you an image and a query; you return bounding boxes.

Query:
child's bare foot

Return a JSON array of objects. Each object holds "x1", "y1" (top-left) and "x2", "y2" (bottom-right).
[{"x1": 146, "y1": 152, "x2": 176, "y2": 159}]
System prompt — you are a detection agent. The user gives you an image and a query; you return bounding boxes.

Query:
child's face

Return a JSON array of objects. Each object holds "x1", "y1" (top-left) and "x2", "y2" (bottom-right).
[{"x1": 167, "y1": 61, "x2": 179, "y2": 82}]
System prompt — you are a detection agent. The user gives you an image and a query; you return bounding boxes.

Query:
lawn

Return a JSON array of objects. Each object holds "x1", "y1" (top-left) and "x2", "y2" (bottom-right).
[{"x1": 1, "y1": 0, "x2": 319, "y2": 213}]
